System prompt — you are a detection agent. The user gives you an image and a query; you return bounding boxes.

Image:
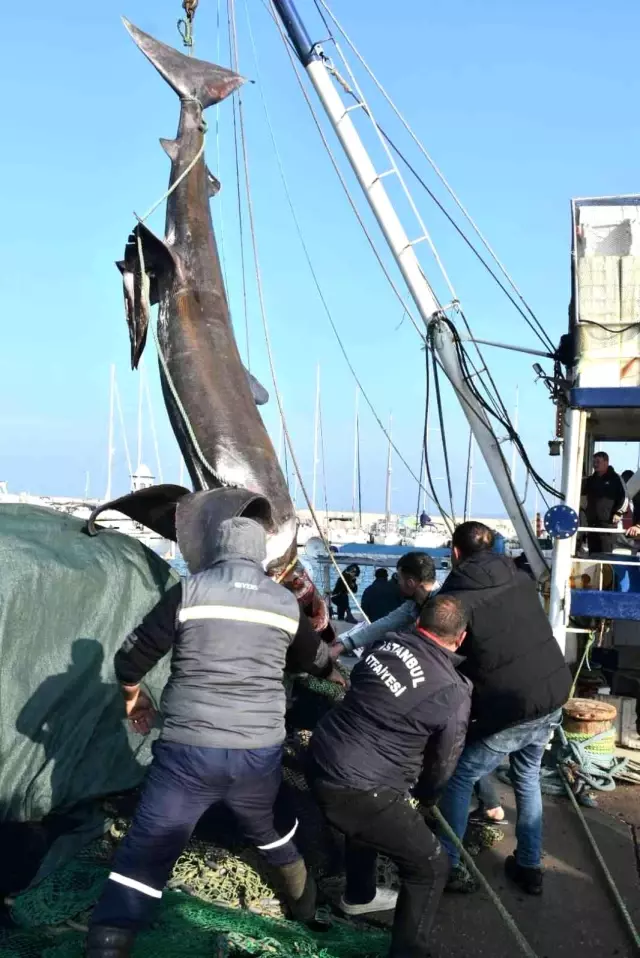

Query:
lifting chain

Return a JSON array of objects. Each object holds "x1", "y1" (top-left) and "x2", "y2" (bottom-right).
[{"x1": 177, "y1": 0, "x2": 199, "y2": 51}]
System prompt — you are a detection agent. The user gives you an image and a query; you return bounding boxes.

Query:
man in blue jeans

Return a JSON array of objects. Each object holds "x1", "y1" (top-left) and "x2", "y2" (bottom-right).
[{"x1": 437, "y1": 521, "x2": 571, "y2": 896}]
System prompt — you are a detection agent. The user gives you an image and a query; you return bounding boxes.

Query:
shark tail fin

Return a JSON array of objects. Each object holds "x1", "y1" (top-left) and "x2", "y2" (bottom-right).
[{"x1": 123, "y1": 18, "x2": 244, "y2": 108}]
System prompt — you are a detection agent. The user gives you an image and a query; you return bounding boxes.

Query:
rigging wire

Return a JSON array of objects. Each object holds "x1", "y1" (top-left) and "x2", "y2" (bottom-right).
[
  {"x1": 311, "y1": 0, "x2": 557, "y2": 462},
  {"x1": 431, "y1": 348, "x2": 456, "y2": 519},
  {"x1": 430, "y1": 318, "x2": 556, "y2": 525},
  {"x1": 314, "y1": 0, "x2": 556, "y2": 354},
  {"x1": 228, "y1": 0, "x2": 252, "y2": 371},
  {"x1": 245, "y1": 0, "x2": 441, "y2": 511},
  {"x1": 318, "y1": 401, "x2": 330, "y2": 517},
  {"x1": 272, "y1": 0, "x2": 541, "y2": 478},
  {"x1": 214, "y1": 0, "x2": 230, "y2": 292},
  {"x1": 423, "y1": 350, "x2": 455, "y2": 535},
  {"x1": 228, "y1": 0, "x2": 368, "y2": 615},
  {"x1": 262, "y1": 0, "x2": 552, "y2": 524},
  {"x1": 384, "y1": 133, "x2": 556, "y2": 353},
  {"x1": 259, "y1": 0, "x2": 423, "y2": 338}
]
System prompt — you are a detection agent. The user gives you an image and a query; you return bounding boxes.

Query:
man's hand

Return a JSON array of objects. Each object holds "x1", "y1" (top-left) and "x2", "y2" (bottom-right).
[
  {"x1": 325, "y1": 667, "x2": 348, "y2": 689},
  {"x1": 627, "y1": 525, "x2": 640, "y2": 538},
  {"x1": 122, "y1": 685, "x2": 156, "y2": 735},
  {"x1": 329, "y1": 642, "x2": 344, "y2": 661}
]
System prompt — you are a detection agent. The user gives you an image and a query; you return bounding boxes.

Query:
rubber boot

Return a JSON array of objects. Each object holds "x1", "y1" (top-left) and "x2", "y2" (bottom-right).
[
  {"x1": 276, "y1": 860, "x2": 317, "y2": 922},
  {"x1": 85, "y1": 925, "x2": 137, "y2": 958}
]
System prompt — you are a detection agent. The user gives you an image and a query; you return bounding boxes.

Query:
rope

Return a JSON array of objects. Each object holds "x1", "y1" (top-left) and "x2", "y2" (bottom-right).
[
  {"x1": 431, "y1": 348, "x2": 456, "y2": 520},
  {"x1": 246, "y1": 0, "x2": 441, "y2": 512},
  {"x1": 134, "y1": 234, "x2": 226, "y2": 489},
  {"x1": 177, "y1": 0, "x2": 199, "y2": 52},
  {"x1": 557, "y1": 765, "x2": 640, "y2": 951},
  {"x1": 137, "y1": 133, "x2": 206, "y2": 224},
  {"x1": 431, "y1": 808, "x2": 540, "y2": 958},
  {"x1": 228, "y1": 0, "x2": 252, "y2": 370},
  {"x1": 423, "y1": 348, "x2": 455, "y2": 535},
  {"x1": 314, "y1": 0, "x2": 555, "y2": 354},
  {"x1": 228, "y1": 0, "x2": 369, "y2": 618}
]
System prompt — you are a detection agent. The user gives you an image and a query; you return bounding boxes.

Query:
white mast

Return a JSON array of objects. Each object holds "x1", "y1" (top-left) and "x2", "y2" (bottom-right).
[
  {"x1": 136, "y1": 363, "x2": 144, "y2": 471},
  {"x1": 276, "y1": 34, "x2": 546, "y2": 579},
  {"x1": 352, "y1": 387, "x2": 360, "y2": 514},
  {"x1": 384, "y1": 414, "x2": 393, "y2": 532},
  {"x1": 311, "y1": 364, "x2": 320, "y2": 511},
  {"x1": 105, "y1": 364, "x2": 115, "y2": 502}
]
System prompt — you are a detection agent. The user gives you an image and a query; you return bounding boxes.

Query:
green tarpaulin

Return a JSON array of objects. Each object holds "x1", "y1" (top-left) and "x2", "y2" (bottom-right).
[{"x1": 0, "y1": 504, "x2": 178, "y2": 886}]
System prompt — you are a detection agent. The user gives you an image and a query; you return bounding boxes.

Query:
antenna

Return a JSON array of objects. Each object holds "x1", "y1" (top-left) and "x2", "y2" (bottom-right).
[
  {"x1": 105, "y1": 364, "x2": 116, "y2": 502},
  {"x1": 311, "y1": 364, "x2": 320, "y2": 511}
]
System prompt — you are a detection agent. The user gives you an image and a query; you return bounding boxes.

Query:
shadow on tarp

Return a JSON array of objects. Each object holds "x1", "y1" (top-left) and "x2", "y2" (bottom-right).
[{"x1": 1, "y1": 639, "x2": 147, "y2": 897}]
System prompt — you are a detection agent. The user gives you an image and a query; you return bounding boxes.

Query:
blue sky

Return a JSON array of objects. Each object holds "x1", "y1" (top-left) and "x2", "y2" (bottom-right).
[{"x1": 3, "y1": 0, "x2": 640, "y2": 515}]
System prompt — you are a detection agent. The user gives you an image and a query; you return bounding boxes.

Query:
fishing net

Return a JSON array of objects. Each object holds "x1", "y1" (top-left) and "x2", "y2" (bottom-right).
[{"x1": 3, "y1": 667, "x2": 391, "y2": 957}]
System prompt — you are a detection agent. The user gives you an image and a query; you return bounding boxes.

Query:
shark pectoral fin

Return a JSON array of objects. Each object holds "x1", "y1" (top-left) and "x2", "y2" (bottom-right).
[
  {"x1": 118, "y1": 222, "x2": 179, "y2": 369},
  {"x1": 245, "y1": 367, "x2": 269, "y2": 405},
  {"x1": 116, "y1": 258, "x2": 148, "y2": 370},
  {"x1": 206, "y1": 167, "x2": 221, "y2": 197}
]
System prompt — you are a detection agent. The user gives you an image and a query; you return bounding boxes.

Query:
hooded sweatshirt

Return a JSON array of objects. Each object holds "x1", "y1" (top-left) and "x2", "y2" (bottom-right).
[
  {"x1": 439, "y1": 551, "x2": 571, "y2": 737},
  {"x1": 114, "y1": 517, "x2": 332, "y2": 749}
]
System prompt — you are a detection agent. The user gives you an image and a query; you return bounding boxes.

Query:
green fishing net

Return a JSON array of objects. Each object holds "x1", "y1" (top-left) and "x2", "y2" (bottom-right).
[{"x1": 4, "y1": 672, "x2": 390, "y2": 958}]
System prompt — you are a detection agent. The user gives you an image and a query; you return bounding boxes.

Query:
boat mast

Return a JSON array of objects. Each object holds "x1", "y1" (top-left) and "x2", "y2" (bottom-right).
[
  {"x1": 311, "y1": 364, "x2": 320, "y2": 511},
  {"x1": 105, "y1": 364, "x2": 115, "y2": 502},
  {"x1": 384, "y1": 415, "x2": 392, "y2": 533},
  {"x1": 352, "y1": 387, "x2": 359, "y2": 515},
  {"x1": 271, "y1": 0, "x2": 546, "y2": 580},
  {"x1": 136, "y1": 363, "x2": 144, "y2": 472}
]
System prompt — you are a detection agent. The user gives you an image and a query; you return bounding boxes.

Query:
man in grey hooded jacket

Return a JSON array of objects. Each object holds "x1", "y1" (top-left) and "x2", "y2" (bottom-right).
[{"x1": 87, "y1": 517, "x2": 338, "y2": 958}]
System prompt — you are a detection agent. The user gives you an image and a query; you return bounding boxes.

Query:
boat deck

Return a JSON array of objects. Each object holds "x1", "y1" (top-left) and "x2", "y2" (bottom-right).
[{"x1": 360, "y1": 779, "x2": 640, "y2": 957}]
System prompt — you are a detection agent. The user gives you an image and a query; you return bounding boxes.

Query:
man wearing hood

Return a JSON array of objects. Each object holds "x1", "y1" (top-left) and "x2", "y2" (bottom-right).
[
  {"x1": 437, "y1": 521, "x2": 571, "y2": 896},
  {"x1": 86, "y1": 517, "x2": 339, "y2": 958}
]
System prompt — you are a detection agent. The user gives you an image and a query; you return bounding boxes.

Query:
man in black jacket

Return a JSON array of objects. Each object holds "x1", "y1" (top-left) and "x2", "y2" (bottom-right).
[
  {"x1": 87, "y1": 517, "x2": 340, "y2": 958},
  {"x1": 309, "y1": 595, "x2": 472, "y2": 958},
  {"x1": 582, "y1": 451, "x2": 626, "y2": 553},
  {"x1": 361, "y1": 568, "x2": 404, "y2": 622},
  {"x1": 437, "y1": 522, "x2": 571, "y2": 896}
]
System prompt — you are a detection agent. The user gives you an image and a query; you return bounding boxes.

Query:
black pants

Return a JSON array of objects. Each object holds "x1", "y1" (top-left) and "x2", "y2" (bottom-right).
[
  {"x1": 333, "y1": 594, "x2": 356, "y2": 623},
  {"x1": 310, "y1": 773, "x2": 449, "y2": 958},
  {"x1": 91, "y1": 741, "x2": 300, "y2": 930}
]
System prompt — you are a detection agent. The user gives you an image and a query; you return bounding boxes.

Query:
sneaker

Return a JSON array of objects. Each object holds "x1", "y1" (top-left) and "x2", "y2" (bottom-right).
[
  {"x1": 444, "y1": 862, "x2": 478, "y2": 893},
  {"x1": 504, "y1": 855, "x2": 543, "y2": 895},
  {"x1": 339, "y1": 887, "x2": 398, "y2": 915}
]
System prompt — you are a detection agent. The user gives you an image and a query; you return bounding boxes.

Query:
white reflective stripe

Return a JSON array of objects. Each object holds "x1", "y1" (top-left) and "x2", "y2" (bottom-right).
[
  {"x1": 257, "y1": 818, "x2": 299, "y2": 851},
  {"x1": 108, "y1": 872, "x2": 163, "y2": 899},
  {"x1": 178, "y1": 605, "x2": 299, "y2": 635}
]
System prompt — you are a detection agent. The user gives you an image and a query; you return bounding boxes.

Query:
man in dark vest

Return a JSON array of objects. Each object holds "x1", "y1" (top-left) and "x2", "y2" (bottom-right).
[
  {"x1": 437, "y1": 521, "x2": 571, "y2": 895},
  {"x1": 86, "y1": 517, "x2": 340, "y2": 958},
  {"x1": 309, "y1": 594, "x2": 472, "y2": 958}
]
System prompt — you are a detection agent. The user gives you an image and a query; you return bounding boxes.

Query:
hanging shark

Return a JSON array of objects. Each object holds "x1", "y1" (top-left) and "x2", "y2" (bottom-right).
[{"x1": 116, "y1": 19, "x2": 296, "y2": 571}]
